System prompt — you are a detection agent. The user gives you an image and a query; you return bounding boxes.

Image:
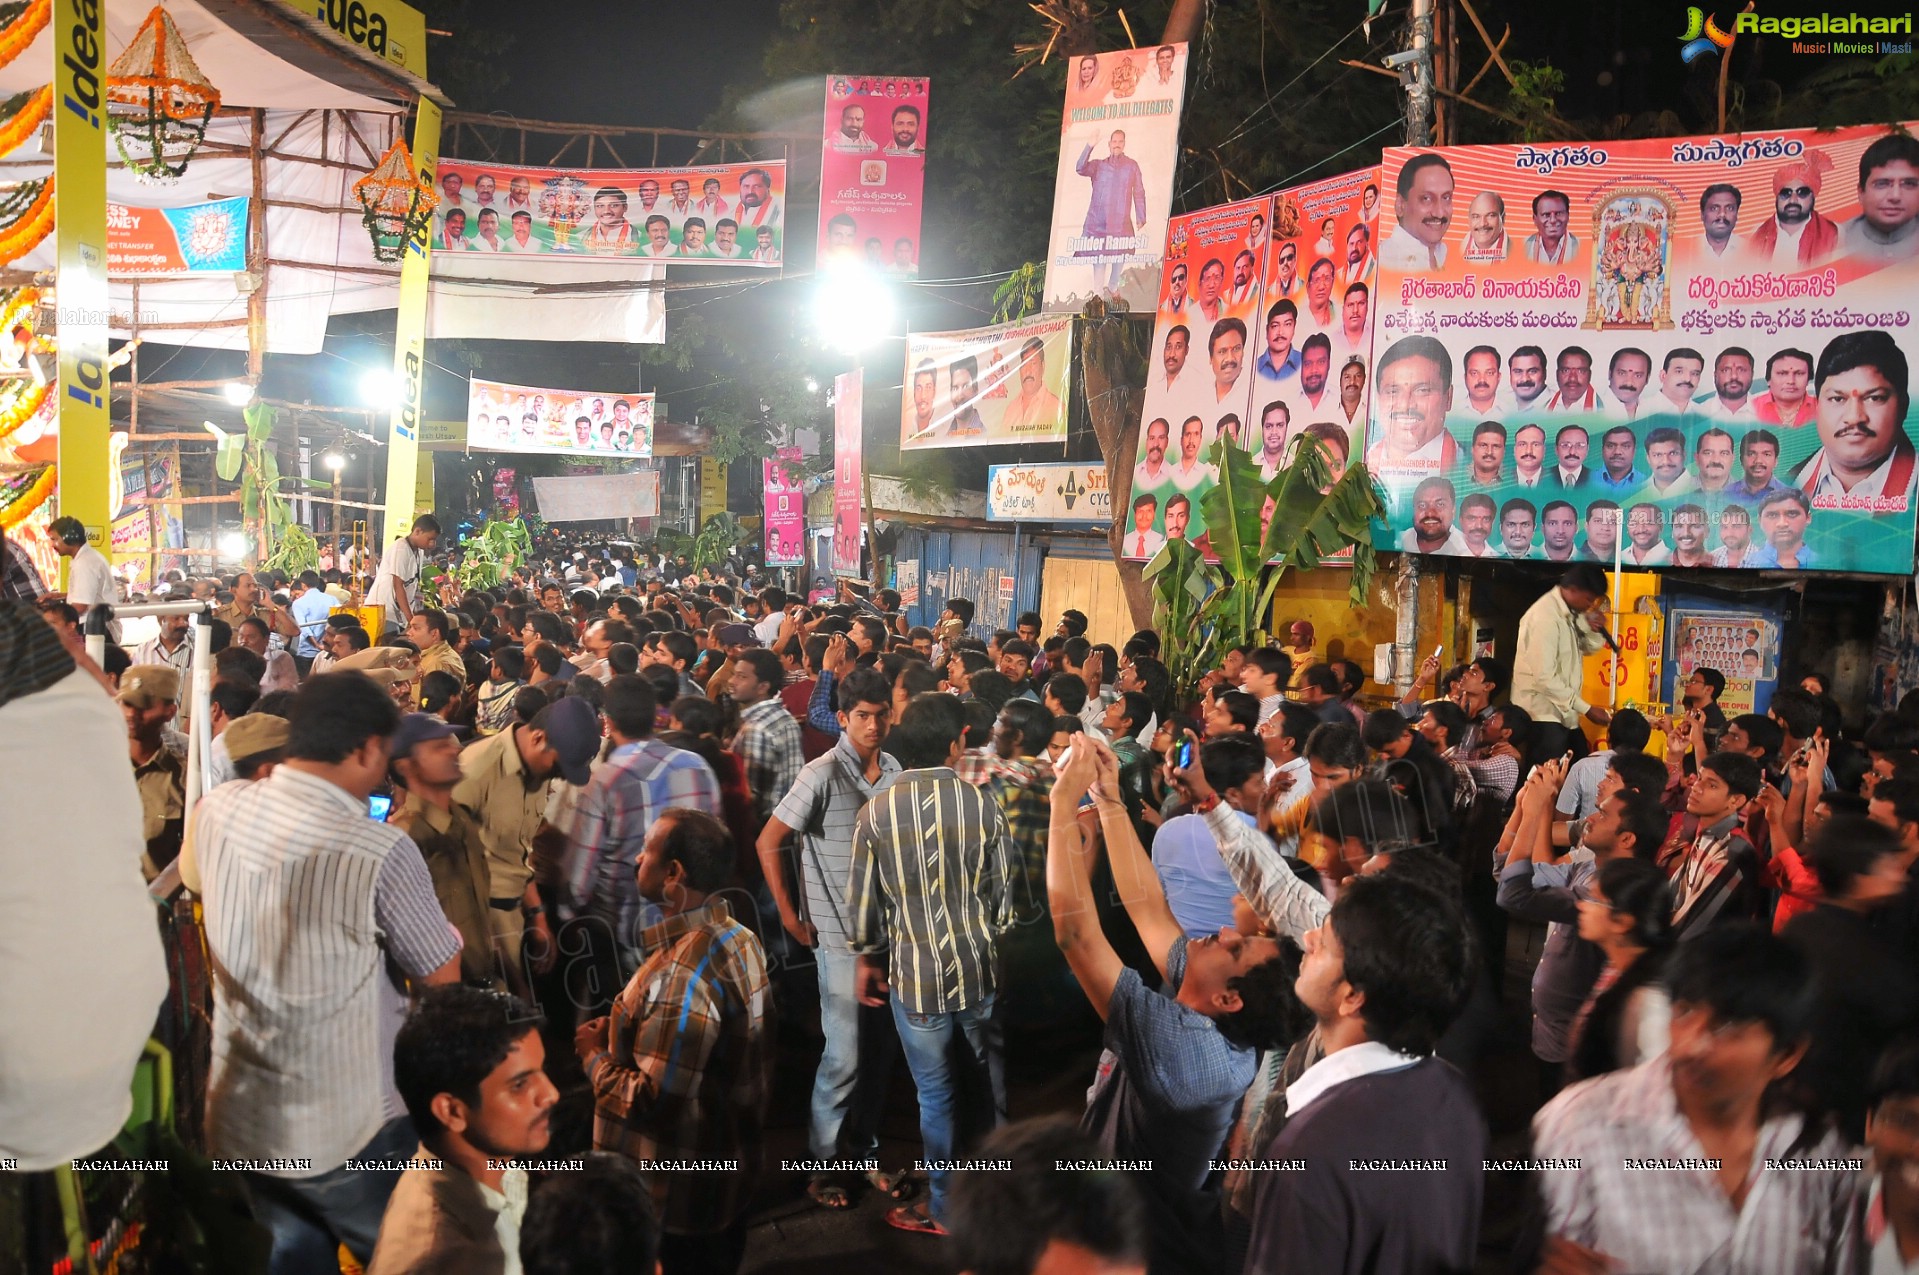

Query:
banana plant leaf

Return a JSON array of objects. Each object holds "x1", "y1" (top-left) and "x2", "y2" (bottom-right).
[
  {"x1": 1196, "y1": 435, "x2": 1272, "y2": 585},
  {"x1": 206, "y1": 422, "x2": 244, "y2": 482},
  {"x1": 243, "y1": 401, "x2": 275, "y2": 444}
]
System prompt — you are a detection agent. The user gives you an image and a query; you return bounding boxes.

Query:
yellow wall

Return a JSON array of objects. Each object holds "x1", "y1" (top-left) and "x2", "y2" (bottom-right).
[
  {"x1": 1269, "y1": 564, "x2": 1445, "y2": 692},
  {"x1": 1040, "y1": 553, "x2": 1137, "y2": 648}
]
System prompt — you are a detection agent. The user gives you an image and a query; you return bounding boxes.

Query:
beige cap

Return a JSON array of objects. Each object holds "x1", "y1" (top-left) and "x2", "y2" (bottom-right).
[
  {"x1": 118, "y1": 664, "x2": 181, "y2": 709},
  {"x1": 224, "y1": 713, "x2": 290, "y2": 764},
  {"x1": 331, "y1": 646, "x2": 420, "y2": 688}
]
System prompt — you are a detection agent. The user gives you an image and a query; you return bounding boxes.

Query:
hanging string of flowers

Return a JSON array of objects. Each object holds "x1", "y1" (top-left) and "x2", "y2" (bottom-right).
[
  {"x1": 0, "y1": 0, "x2": 50, "y2": 73},
  {"x1": 0, "y1": 85, "x2": 49, "y2": 159},
  {"x1": 0, "y1": 461, "x2": 53, "y2": 530},
  {"x1": 0, "y1": 380, "x2": 49, "y2": 445},
  {"x1": 0, "y1": 176, "x2": 54, "y2": 266},
  {"x1": 0, "y1": 284, "x2": 41, "y2": 335}
]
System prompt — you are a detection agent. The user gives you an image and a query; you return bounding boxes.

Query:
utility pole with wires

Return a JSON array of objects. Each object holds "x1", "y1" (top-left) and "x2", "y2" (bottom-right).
[{"x1": 1394, "y1": 0, "x2": 1438, "y2": 146}]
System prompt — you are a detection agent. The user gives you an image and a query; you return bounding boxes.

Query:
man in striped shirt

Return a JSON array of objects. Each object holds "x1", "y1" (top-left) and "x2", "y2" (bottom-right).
[
  {"x1": 577, "y1": 808, "x2": 773, "y2": 1274},
  {"x1": 197, "y1": 671, "x2": 462, "y2": 1270},
  {"x1": 848, "y1": 692, "x2": 1016, "y2": 1236},
  {"x1": 1533, "y1": 924, "x2": 1857, "y2": 1275},
  {"x1": 758, "y1": 668, "x2": 903, "y2": 1206}
]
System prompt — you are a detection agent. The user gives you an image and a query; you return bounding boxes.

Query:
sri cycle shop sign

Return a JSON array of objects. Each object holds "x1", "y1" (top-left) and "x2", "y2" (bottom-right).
[{"x1": 987, "y1": 463, "x2": 1110, "y2": 524}]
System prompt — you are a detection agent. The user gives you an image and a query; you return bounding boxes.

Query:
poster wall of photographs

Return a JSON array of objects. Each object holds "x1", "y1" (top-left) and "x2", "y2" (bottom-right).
[
  {"x1": 467, "y1": 378, "x2": 655, "y2": 458},
  {"x1": 1368, "y1": 124, "x2": 1919, "y2": 573},
  {"x1": 432, "y1": 159, "x2": 786, "y2": 265},
  {"x1": 819, "y1": 74, "x2": 928, "y2": 275},
  {"x1": 1124, "y1": 169, "x2": 1380, "y2": 561},
  {"x1": 901, "y1": 315, "x2": 1073, "y2": 450},
  {"x1": 764, "y1": 449, "x2": 805, "y2": 567},
  {"x1": 1664, "y1": 605, "x2": 1782, "y2": 716},
  {"x1": 1041, "y1": 43, "x2": 1189, "y2": 314}
]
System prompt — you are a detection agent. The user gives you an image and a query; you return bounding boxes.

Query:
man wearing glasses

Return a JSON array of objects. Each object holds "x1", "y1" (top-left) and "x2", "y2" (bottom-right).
[{"x1": 1750, "y1": 151, "x2": 1841, "y2": 268}]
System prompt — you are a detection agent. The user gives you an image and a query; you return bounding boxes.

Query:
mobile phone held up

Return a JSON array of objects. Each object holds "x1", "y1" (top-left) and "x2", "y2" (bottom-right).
[
  {"x1": 1174, "y1": 736, "x2": 1196, "y2": 771},
  {"x1": 368, "y1": 793, "x2": 393, "y2": 822}
]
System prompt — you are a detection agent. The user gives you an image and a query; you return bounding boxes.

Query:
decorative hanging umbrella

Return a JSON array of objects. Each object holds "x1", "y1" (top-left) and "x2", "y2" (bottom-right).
[
  {"x1": 352, "y1": 138, "x2": 439, "y2": 264},
  {"x1": 106, "y1": 6, "x2": 222, "y2": 184}
]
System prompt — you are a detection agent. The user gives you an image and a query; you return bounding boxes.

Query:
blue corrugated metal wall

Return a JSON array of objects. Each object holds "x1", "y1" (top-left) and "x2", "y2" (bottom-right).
[{"x1": 893, "y1": 528, "x2": 1044, "y2": 634}]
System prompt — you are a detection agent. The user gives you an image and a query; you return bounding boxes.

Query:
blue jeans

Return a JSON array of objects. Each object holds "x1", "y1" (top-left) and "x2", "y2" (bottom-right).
[
  {"x1": 244, "y1": 1116, "x2": 417, "y2": 1275},
  {"x1": 811, "y1": 948, "x2": 900, "y2": 1163},
  {"x1": 890, "y1": 992, "x2": 1003, "y2": 1222}
]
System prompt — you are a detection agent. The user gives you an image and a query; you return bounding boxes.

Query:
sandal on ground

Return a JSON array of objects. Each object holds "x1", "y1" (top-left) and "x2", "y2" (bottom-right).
[
  {"x1": 885, "y1": 1203, "x2": 947, "y2": 1236},
  {"x1": 806, "y1": 1175, "x2": 855, "y2": 1210},
  {"x1": 867, "y1": 1167, "x2": 915, "y2": 1201}
]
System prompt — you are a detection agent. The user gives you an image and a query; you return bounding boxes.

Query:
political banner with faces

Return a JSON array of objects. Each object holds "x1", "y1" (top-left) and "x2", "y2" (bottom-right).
[
  {"x1": 466, "y1": 378, "x2": 654, "y2": 458},
  {"x1": 764, "y1": 450, "x2": 806, "y2": 567},
  {"x1": 818, "y1": 74, "x2": 929, "y2": 276},
  {"x1": 1041, "y1": 43, "x2": 1189, "y2": 314},
  {"x1": 833, "y1": 371, "x2": 864, "y2": 577},
  {"x1": 1368, "y1": 123, "x2": 1919, "y2": 574},
  {"x1": 431, "y1": 159, "x2": 786, "y2": 265},
  {"x1": 900, "y1": 315, "x2": 1073, "y2": 450},
  {"x1": 1125, "y1": 196, "x2": 1268, "y2": 557}
]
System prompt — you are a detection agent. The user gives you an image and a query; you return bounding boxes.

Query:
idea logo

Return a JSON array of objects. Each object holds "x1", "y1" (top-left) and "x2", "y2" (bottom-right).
[{"x1": 1678, "y1": 6, "x2": 1739, "y2": 63}]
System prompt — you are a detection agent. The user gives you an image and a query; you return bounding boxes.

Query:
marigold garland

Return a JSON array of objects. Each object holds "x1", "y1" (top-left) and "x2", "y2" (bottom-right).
[
  {"x1": 0, "y1": 85, "x2": 49, "y2": 158},
  {"x1": 0, "y1": 176, "x2": 54, "y2": 266},
  {"x1": 0, "y1": 462, "x2": 53, "y2": 530},
  {"x1": 0, "y1": 283, "x2": 38, "y2": 335},
  {"x1": 0, "y1": 380, "x2": 49, "y2": 445},
  {"x1": 0, "y1": 0, "x2": 50, "y2": 72}
]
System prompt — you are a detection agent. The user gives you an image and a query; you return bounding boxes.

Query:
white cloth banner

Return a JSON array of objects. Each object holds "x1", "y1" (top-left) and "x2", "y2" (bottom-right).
[{"x1": 530, "y1": 472, "x2": 661, "y2": 521}]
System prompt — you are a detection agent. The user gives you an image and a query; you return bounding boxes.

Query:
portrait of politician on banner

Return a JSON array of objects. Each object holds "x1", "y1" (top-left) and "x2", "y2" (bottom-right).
[
  {"x1": 1258, "y1": 167, "x2": 1381, "y2": 477},
  {"x1": 818, "y1": 74, "x2": 929, "y2": 277},
  {"x1": 467, "y1": 377, "x2": 655, "y2": 458},
  {"x1": 1041, "y1": 43, "x2": 1189, "y2": 314},
  {"x1": 901, "y1": 316, "x2": 1073, "y2": 450},
  {"x1": 432, "y1": 159, "x2": 786, "y2": 265},
  {"x1": 1366, "y1": 124, "x2": 1919, "y2": 572}
]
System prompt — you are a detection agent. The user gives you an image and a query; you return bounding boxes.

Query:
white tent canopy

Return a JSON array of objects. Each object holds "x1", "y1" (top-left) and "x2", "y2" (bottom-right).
[{"x1": 1, "y1": 0, "x2": 661, "y2": 353}]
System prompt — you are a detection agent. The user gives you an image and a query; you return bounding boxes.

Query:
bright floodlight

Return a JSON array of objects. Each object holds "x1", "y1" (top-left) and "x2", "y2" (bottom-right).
[
  {"x1": 359, "y1": 367, "x2": 400, "y2": 407},
  {"x1": 218, "y1": 532, "x2": 248, "y2": 559},
  {"x1": 812, "y1": 262, "x2": 897, "y2": 354},
  {"x1": 222, "y1": 381, "x2": 254, "y2": 405},
  {"x1": 805, "y1": 378, "x2": 820, "y2": 394},
  {"x1": 322, "y1": 450, "x2": 346, "y2": 473}
]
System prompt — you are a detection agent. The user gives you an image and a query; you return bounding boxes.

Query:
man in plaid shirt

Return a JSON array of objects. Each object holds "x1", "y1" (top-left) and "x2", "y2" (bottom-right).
[
  {"x1": 1, "y1": 534, "x2": 47, "y2": 604},
  {"x1": 728, "y1": 648, "x2": 802, "y2": 826},
  {"x1": 557, "y1": 675, "x2": 721, "y2": 1003},
  {"x1": 577, "y1": 807, "x2": 773, "y2": 1273},
  {"x1": 954, "y1": 698, "x2": 1058, "y2": 925}
]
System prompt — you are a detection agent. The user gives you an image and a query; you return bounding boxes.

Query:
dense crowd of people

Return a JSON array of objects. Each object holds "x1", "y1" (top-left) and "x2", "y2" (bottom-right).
[{"x1": 6, "y1": 514, "x2": 1919, "y2": 1275}]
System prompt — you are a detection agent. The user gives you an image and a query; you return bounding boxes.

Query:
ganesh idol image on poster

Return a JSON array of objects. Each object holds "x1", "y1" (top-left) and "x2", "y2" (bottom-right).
[{"x1": 1363, "y1": 123, "x2": 1919, "y2": 575}]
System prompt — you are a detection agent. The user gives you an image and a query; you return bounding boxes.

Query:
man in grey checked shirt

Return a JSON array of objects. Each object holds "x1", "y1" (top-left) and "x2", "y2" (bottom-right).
[{"x1": 757, "y1": 667, "x2": 905, "y2": 1209}]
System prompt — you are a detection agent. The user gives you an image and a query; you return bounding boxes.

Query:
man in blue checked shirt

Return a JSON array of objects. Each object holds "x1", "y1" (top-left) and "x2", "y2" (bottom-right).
[{"x1": 556, "y1": 674, "x2": 720, "y2": 1009}]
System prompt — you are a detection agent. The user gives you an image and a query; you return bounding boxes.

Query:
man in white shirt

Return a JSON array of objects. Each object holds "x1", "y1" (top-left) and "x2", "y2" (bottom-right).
[
  {"x1": 1512, "y1": 564, "x2": 1612, "y2": 759},
  {"x1": 1399, "y1": 476, "x2": 1470, "y2": 554},
  {"x1": 638, "y1": 216, "x2": 674, "y2": 258},
  {"x1": 1544, "y1": 346, "x2": 1605, "y2": 413},
  {"x1": 664, "y1": 178, "x2": 696, "y2": 228},
  {"x1": 1508, "y1": 345, "x2": 1550, "y2": 414},
  {"x1": 501, "y1": 211, "x2": 538, "y2": 253},
  {"x1": 710, "y1": 219, "x2": 746, "y2": 259},
  {"x1": 1462, "y1": 189, "x2": 1510, "y2": 261},
  {"x1": 1654, "y1": 347, "x2": 1705, "y2": 416},
  {"x1": 1157, "y1": 324, "x2": 1191, "y2": 396},
  {"x1": 1168, "y1": 415, "x2": 1215, "y2": 492},
  {"x1": 199, "y1": 674, "x2": 461, "y2": 1269},
  {"x1": 1524, "y1": 189, "x2": 1579, "y2": 264},
  {"x1": 470, "y1": 207, "x2": 507, "y2": 252},
  {"x1": 1622, "y1": 504, "x2": 1672, "y2": 565},
  {"x1": 1697, "y1": 182, "x2": 1746, "y2": 263},
  {"x1": 0, "y1": 604, "x2": 168, "y2": 1174},
  {"x1": 694, "y1": 177, "x2": 730, "y2": 222},
  {"x1": 1123, "y1": 493, "x2": 1165, "y2": 558},
  {"x1": 1133, "y1": 416, "x2": 1174, "y2": 492},
  {"x1": 1339, "y1": 222, "x2": 1376, "y2": 285},
  {"x1": 1458, "y1": 493, "x2": 1499, "y2": 557},
  {"x1": 734, "y1": 168, "x2": 783, "y2": 230},
  {"x1": 1606, "y1": 347, "x2": 1653, "y2": 420},
  {"x1": 830, "y1": 103, "x2": 878, "y2": 152},
  {"x1": 1380, "y1": 153, "x2": 1454, "y2": 272},
  {"x1": 1512, "y1": 423, "x2": 1550, "y2": 488},
  {"x1": 367, "y1": 986, "x2": 559, "y2": 1275},
  {"x1": 367, "y1": 514, "x2": 442, "y2": 635},
  {"x1": 48, "y1": 515, "x2": 120, "y2": 641},
  {"x1": 1702, "y1": 347, "x2": 1758, "y2": 419}
]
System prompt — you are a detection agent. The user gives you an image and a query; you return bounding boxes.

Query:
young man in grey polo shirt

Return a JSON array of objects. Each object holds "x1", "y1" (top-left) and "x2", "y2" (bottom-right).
[{"x1": 757, "y1": 667, "x2": 905, "y2": 1209}]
